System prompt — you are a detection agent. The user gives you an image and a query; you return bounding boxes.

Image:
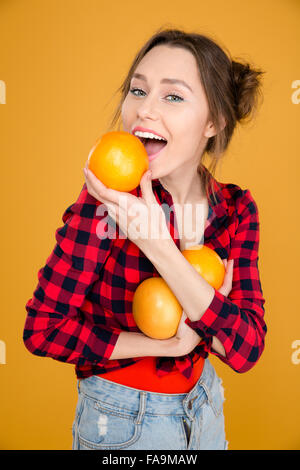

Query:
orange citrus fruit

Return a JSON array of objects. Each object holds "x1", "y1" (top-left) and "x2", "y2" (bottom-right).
[
  {"x1": 132, "y1": 277, "x2": 182, "y2": 340},
  {"x1": 87, "y1": 131, "x2": 149, "y2": 192},
  {"x1": 181, "y1": 245, "x2": 225, "y2": 290}
]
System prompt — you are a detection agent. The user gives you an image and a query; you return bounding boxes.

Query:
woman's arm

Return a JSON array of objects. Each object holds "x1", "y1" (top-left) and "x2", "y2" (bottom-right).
[
  {"x1": 109, "y1": 331, "x2": 180, "y2": 360},
  {"x1": 144, "y1": 189, "x2": 266, "y2": 373},
  {"x1": 23, "y1": 185, "x2": 122, "y2": 367}
]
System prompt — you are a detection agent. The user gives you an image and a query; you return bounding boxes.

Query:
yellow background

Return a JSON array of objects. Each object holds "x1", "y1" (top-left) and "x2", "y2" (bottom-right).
[{"x1": 1, "y1": 0, "x2": 299, "y2": 450}]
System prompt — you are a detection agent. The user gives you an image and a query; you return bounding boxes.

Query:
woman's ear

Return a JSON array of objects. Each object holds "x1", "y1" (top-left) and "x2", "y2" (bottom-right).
[{"x1": 204, "y1": 114, "x2": 226, "y2": 138}]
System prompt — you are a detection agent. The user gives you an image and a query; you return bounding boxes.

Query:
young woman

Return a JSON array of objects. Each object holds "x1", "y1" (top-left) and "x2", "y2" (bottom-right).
[{"x1": 23, "y1": 28, "x2": 266, "y2": 450}]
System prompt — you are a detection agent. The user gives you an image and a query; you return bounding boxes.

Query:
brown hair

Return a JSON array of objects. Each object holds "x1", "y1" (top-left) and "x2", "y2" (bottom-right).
[{"x1": 105, "y1": 27, "x2": 265, "y2": 204}]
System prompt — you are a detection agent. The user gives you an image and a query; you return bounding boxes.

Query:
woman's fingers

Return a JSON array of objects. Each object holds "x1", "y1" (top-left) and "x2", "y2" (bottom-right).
[
  {"x1": 84, "y1": 162, "x2": 141, "y2": 216},
  {"x1": 223, "y1": 258, "x2": 234, "y2": 274},
  {"x1": 227, "y1": 259, "x2": 234, "y2": 272},
  {"x1": 218, "y1": 259, "x2": 234, "y2": 297},
  {"x1": 84, "y1": 162, "x2": 127, "y2": 205},
  {"x1": 139, "y1": 170, "x2": 157, "y2": 206}
]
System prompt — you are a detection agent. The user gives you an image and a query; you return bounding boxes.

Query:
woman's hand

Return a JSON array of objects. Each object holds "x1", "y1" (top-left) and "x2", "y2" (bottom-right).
[
  {"x1": 83, "y1": 161, "x2": 171, "y2": 254},
  {"x1": 172, "y1": 310, "x2": 203, "y2": 357},
  {"x1": 173, "y1": 258, "x2": 235, "y2": 357}
]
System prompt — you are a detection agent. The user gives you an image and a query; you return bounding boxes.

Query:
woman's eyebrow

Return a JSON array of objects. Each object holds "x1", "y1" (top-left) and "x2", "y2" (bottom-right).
[{"x1": 131, "y1": 73, "x2": 193, "y2": 93}]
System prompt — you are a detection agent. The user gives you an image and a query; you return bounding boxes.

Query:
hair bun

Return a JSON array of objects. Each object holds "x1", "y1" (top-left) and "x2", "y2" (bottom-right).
[{"x1": 231, "y1": 59, "x2": 265, "y2": 122}]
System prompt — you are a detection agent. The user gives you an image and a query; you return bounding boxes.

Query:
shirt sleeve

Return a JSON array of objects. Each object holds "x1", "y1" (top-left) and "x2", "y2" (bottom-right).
[
  {"x1": 185, "y1": 189, "x2": 267, "y2": 373},
  {"x1": 23, "y1": 184, "x2": 123, "y2": 367}
]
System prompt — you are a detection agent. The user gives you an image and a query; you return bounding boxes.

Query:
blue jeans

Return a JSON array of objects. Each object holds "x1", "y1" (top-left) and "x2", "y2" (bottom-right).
[{"x1": 72, "y1": 358, "x2": 228, "y2": 450}]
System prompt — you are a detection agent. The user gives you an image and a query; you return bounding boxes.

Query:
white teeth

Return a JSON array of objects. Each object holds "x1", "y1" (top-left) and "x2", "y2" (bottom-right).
[{"x1": 134, "y1": 130, "x2": 167, "y2": 141}]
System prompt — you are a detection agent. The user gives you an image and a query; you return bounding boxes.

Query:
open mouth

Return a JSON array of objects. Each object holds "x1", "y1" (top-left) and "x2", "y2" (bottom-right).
[{"x1": 138, "y1": 136, "x2": 168, "y2": 158}]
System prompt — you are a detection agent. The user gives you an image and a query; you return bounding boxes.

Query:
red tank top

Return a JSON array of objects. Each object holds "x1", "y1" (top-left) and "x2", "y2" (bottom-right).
[{"x1": 97, "y1": 355, "x2": 204, "y2": 393}]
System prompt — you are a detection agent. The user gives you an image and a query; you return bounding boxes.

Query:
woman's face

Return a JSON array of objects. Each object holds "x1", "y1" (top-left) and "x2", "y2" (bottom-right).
[{"x1": 121, "y1": 45, "x2": 217, "y2": 179}]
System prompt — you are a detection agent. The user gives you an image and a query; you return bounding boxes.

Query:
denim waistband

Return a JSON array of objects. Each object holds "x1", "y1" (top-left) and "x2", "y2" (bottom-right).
[{"x1": 78, "y1": 358, "x2": 222, "y2": 420}]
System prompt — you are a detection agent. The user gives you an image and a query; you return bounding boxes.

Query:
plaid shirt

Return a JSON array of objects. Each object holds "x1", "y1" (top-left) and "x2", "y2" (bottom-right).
[{"x1": 23, "y1": 166, "x2": 266, "y2": 380}]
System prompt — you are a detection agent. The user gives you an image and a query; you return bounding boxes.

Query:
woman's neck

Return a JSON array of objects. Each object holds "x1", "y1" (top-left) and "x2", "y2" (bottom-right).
[{"x1": 159, "y1": 167, "x2": 205, "y2": 205}]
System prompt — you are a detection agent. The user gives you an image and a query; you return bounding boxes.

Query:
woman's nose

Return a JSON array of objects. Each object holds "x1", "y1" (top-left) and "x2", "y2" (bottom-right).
[{"x1": 136, "y1": 96, "x2": 159, "y2": 120}]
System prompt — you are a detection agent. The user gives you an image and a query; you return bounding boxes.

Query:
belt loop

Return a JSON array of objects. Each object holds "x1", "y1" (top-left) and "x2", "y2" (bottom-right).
[
  {"x1": 188, "y1": 395, "x2": 198, "y2": 410},
  {"x1": 135, "y1": 391, "x2": 147, "y2": 425}
]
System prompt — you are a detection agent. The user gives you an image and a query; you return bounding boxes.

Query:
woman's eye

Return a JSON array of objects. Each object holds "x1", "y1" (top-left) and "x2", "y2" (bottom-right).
[
  {"x1": 129, "y1": 88, "x2": 183, "y2": 102},
  {"x1": 130, "y1": 88, "x2": 144, "y2": 97}
]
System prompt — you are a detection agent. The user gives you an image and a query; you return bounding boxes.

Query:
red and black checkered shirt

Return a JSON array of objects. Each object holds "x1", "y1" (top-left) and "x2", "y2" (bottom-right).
[{"x1": 23, "y1": 166, "x2": 267, "y2": 379}]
